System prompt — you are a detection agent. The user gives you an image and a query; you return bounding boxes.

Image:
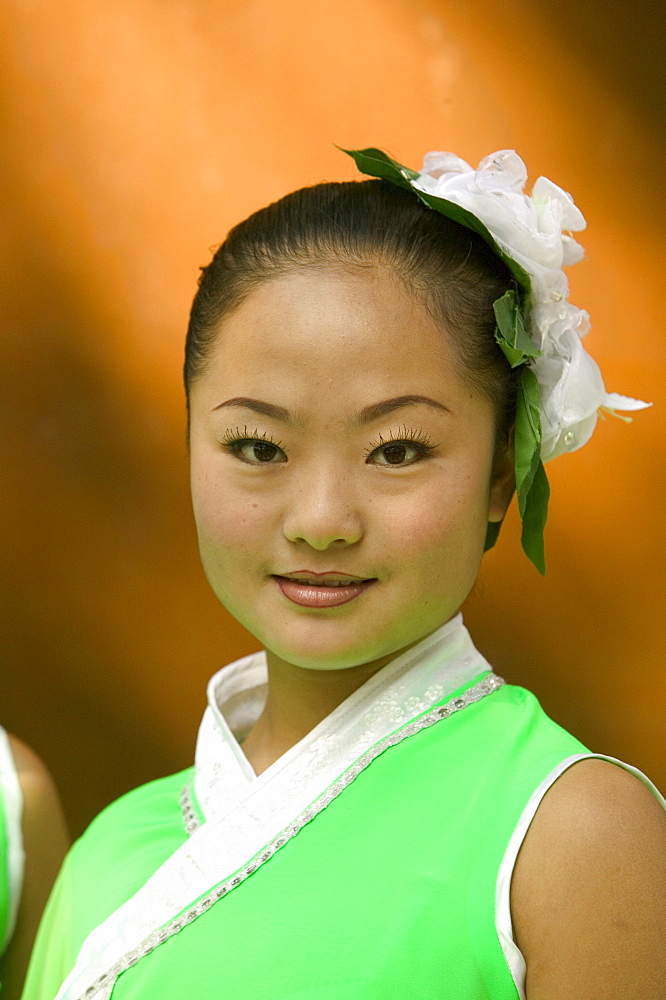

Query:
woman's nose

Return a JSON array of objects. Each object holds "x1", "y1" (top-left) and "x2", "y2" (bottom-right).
[{"x1": 281, "y1": 469, "x2": 364, "y2": 550}]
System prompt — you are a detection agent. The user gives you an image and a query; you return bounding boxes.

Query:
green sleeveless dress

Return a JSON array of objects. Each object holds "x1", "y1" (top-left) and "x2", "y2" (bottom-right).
[
  {"x1": 0, "y1": 727, "x2": 24, "y2": 962},
  {"x1": 24, "y1": 676, "x2": 659, "y2": 1000}
]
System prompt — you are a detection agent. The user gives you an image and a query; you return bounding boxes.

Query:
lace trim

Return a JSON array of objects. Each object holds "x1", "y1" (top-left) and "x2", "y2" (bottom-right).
[
  {"x1": 179, "y1": 782, "x2": 199, "y2": 835},
  {"x1": 78, "y1": 673, "x2": 504, "y2": 1000}
]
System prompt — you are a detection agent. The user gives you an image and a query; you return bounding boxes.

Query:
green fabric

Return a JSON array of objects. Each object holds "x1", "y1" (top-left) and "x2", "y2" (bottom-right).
[
  {"x1": 21, "y1": 767, "x2": 193, "y2": 997},
  {"x1": 23, "y1": 684, "x2": 589, "y2": 1000}
]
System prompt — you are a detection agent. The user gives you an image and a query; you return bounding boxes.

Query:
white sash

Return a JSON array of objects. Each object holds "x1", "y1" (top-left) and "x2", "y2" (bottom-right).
[{"x1": 55, "y1": 615, "x2": 494, "y2": 1000}]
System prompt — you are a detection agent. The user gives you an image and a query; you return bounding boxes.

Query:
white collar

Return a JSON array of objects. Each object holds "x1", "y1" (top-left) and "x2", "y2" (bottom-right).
[
  {"x1": 57, "y1": 613, "x2": 495, "y2": 1000},
  {"x1": 193, "y1": 612, "x2": 486, "y2": 824}
]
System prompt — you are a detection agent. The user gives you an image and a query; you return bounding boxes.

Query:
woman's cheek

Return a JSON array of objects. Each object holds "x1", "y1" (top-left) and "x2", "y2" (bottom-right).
[
  {"x1": 384, "y1": 477, "x2": 469, "y2": 549},
  {"x1": 387, "y1": 477, "x2": 488, "y2": 581},
  {"x1": 194, "y1": 501, "x2": 263, "y2": 611}
]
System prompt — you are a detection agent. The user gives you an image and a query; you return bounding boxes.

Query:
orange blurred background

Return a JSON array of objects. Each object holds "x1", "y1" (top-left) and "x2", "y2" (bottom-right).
[{"x1": 1, "y1": 0, "x2": 664, "y2": 836}]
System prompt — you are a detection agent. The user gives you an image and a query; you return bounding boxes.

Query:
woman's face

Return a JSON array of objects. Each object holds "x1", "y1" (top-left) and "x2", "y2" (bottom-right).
[{"x1": 189, "y1": 266, "x2": 512, "y2": 672}]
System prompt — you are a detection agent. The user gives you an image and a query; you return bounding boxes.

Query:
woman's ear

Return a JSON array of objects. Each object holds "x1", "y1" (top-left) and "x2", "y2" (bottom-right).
[{"x1": 488, "y1": 426, "x2": 515, "y2": 523}]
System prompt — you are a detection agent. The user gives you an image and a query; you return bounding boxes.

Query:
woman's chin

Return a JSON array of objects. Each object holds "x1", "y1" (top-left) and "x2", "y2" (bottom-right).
[
  {"x1": 259, "y1": 624, "x2": 393, "y2": 673},
  {"x1": 259, "y1": 618, "x2": 433, "y2": 674},
  {"x1": 265, "y1": 641, "x2": 385, "y2": 673}
]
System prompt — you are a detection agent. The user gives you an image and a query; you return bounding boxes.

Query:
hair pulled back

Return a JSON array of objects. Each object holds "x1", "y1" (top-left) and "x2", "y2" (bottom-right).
[{"x1": 185, "y1": 179, "x2": 520, "y2": 438}]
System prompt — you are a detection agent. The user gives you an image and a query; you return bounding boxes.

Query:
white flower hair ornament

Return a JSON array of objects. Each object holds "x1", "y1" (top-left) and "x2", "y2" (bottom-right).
[{"x1": 343, "y1": 146, "x2": 651, "y2": 574}]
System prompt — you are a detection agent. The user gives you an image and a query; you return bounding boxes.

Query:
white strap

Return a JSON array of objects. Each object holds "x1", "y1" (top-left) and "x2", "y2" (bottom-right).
[
  {"x1": 495, "y1": 753, "x2": 666, "y2": 999},
  {"x1": 0, "y1": 728, "x2": 25, "y2": 955}
]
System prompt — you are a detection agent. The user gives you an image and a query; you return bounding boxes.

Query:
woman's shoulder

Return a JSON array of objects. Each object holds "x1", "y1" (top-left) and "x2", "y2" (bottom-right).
[
  {"x1": 513, "y1": 757, "x2": 666, "y2": 871},
  {"x1": 5, "y1": 733, "x2": 68, "y2": 844},
  {"x1": 511, "y1": 758, "x2": 666, "y2": 998},
  {"x1": 513, "y1": 757, "x2": 666, "y2": 875},
  {"x1": 1, "y1": 734, "x2": 68, "y2": 888},
  {"x1": 5, "y1": 735, "x2": 61, "y2": 810},
  {"x1": 4, "y1": 735, "x2": 69, "y2": 884},
  {"x1": 0, "y1": 734, "x2": 69, "y2": 996}
]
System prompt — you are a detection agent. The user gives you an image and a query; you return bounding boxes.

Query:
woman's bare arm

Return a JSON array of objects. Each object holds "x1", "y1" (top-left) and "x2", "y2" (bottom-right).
[
  {"x1": 0, "y1": 737, "x2": 69, "y2": 1000},
  {"x1": 511, "y1": 758, "x2": 666, "y2": 1000}
]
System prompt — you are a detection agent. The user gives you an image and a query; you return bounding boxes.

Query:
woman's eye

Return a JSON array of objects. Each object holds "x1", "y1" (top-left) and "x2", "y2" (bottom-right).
[
  {"x1": 228, "y1": 440, "x2": 287, "y2": 464},
  {"x1": 367, "y1": 441, "x2": 429, "y2": 467}
]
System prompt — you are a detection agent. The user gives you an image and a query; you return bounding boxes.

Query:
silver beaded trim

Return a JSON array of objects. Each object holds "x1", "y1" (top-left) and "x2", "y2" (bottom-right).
[
  {"x1": 77, "y1": 673, "x2": 504, "y2": 1000},
  {"x1": 180, "y1": 781, "x2": 199, "y2": 835}
]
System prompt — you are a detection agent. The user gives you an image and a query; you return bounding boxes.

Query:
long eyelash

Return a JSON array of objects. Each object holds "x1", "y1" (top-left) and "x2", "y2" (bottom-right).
[
  {"x1": 220, "y1": 426, "x2": 284, "y2": 450},
  {"x1": 364, "y1": 425, "x2": 435, "y2": 457}
]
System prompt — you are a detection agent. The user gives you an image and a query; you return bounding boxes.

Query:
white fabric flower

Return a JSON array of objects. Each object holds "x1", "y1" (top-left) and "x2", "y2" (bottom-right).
[{"x1": 413, "y1": 150, "x2": 650, "y2": 461}]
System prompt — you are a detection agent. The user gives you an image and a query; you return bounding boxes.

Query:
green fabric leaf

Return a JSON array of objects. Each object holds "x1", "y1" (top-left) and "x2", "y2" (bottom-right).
[
  {"x1": 514, "y1": 367, "x2": 542, "y2": 514},
  {"x1": 493, "y1": 290, "x2": 541, "y2": 368},
  {"x1": 340, "y1": 147, "x2": 419, "y2": 188},
  {"x1": 520, "y1": 460, "x2": 550, "y2": 574}
]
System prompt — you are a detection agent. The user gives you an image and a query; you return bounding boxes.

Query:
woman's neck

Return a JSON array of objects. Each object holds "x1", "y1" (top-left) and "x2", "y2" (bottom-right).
[{"x1": 240, "y1": 651, "x2": 394, "y2": 776}]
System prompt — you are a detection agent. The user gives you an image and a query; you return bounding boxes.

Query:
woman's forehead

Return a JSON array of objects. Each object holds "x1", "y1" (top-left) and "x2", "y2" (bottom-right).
[
  {"x1": 189, "y1": 270, "x2": 488, "y2": 427},
  {"x1": 206, "y1": 268, "x2": 458, "y2": 373}
]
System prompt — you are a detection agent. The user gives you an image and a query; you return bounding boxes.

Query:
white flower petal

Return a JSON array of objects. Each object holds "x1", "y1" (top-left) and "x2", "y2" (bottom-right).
[
  {"x1": 532, "y1": 176, "x2": 586, "y2": 231},
  {"x1": 561, "y1": 234, "x2": 585, "y2": 265},
  {"x1": 544, "y1": 411, "x2": 599, "y2": 461},
  {"x1": 420, "y1": 151, "x2": 472, "y2": 179},
  {"x1": 603, "y1": 392, "x2": 652, "y2": 411},
  {"x1": 537, "y1": 330, "x2": 606, "y2": 461},
  {"x1": 409, "y1": 148, "x2": 648, "y2": 467},
  {"x1": 476, "y1": 150, "x2": 528, "y2": 191}
]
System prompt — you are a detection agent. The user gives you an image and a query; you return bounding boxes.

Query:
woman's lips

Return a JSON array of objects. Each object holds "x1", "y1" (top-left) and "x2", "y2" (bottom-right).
[{"x1": 273, "y1": 576, "x2": 376, "y2": 608}]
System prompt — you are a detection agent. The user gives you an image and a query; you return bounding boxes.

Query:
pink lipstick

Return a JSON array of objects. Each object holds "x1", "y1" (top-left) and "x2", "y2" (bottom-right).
[{"x1": 273, "y1": 572, "x2": 376, "y2": 608}]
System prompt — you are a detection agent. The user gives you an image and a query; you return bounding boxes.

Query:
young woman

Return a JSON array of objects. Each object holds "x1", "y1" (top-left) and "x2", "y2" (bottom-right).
[
  {"x1": 0, "y1": 730, "x2": 69, "y2": 999},
  {"x1": 22, "y1": 148, "x2": 666, "y2": 1000}
]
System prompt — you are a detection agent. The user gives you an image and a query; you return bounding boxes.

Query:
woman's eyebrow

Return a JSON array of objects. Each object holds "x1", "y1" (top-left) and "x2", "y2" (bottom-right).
[
  {"x1": 355, "y1": 395, "x2": 450, "y2": 424},
  {"x1": 212, "y1": 394, "x2": 450, "y2": 425},
  {"x1": 212, "y1": 397, "x2": 295, "y2": 422}
]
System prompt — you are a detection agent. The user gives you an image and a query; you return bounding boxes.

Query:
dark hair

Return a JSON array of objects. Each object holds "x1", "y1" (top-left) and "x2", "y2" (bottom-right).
[{"x1": 185, "y1": 179, "x2": 520, "y2": 439}]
